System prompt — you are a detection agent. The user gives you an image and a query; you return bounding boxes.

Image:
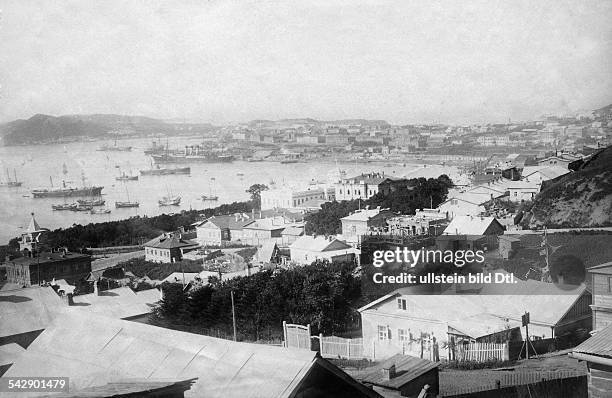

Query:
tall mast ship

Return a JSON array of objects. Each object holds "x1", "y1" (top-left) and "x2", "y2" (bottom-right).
[
  {"x1": 0, "y1": 169, "x2": 23, "y2": 187},
  {"x1": 32, "y1": 173, "x2": 103, "y2": 198}
]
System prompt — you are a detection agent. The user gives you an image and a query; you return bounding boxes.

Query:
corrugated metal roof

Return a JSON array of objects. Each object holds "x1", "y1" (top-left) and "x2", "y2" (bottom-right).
[
  {"x1": 289, "y1": 236, "x2": 352, "y2": 252},
  {"x1": 360, "y1": 354, "x2": 438, "y2": 389},
  {"x1": 71, "y1": 287, "x2": 158, "y2": 319},
  {"x1": 0, "y1": 343, "x2": 25, "y2": 366},
  {"x1": 0, "y1": 286, "x2": 65, "y2": 338},
  {"x1": 573, "y1": 324, "x2": 612, "y2": 358},
  {"x1": 41, "y1": 379, "x2": 198, "y2": 397},
  {"x1": 4, "y1": 311, "x2": 320, "y2": 398}
]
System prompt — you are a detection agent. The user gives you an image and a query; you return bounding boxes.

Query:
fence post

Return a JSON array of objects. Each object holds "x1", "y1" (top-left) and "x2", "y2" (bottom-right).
[
  {"x1": 372, "y1": 340, "x2": 376, "y2": 360},
  {"x1": 282, "y1": 321, "x2": 287, "y2": 348},
  {"x1": 347, "y1": 338, "x2": 351, "y2": 359},
  {"x1": 319, "y1": 333, "x2": 324, "y2": 355}
]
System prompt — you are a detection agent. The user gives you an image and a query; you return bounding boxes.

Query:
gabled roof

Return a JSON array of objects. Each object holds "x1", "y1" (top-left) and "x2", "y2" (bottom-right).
[
  {"x1": 144, "y1": 233, "x2": 199, "y2": 250},
  {"x1": 442, "y1": 216, "x2": 503, "y2": 235},
  {"x1": 342, "y1": 209, "x2": 393, "y2": 222},
  {"x1": 441, "y1": 192, "x2": 491, "y2": 206},
  {"x1": 290, "y1": 236, "x2": 352, "y2": 252},
  {"x1": 281, "y1": 225, "x2": 304, "y2": 236},
  {"x1": 195, "y1": 215, "x2": 253, "y2": 230},
  {"x1": 360, "y1": 354, "x2": 438, "y2": 389},
  {"x1": 587, "y1": 261, "x2": 612, "y2": 275},
  {"x1": 5, "y1": 311, "x2": 379, "y2": 398},
  {"x1": 255, "y1": 242, "x2": 279, "y2": 263},
  {"x1": 358, "y1": 277, "x2": 589, "y2": 328}
]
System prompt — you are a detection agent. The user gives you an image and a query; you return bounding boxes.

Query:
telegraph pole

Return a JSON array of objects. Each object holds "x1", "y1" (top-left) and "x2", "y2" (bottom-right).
[{"x1": 231, "y1": 290, "x2": 237, "y2": 341}]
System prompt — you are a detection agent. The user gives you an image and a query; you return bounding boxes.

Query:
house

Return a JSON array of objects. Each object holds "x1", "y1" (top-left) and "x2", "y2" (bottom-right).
[
  {"x1": 570, "y1": 323, "x2": 612, "y2": 398},
  {"x1": 537, "y1": 153, "x2": 581, "y2": 169},
  {"x1": 4, "y1": 311, "x2": 381, "y2": 398},
  {"x1": 253, "y1": 242, "x2": 281, "y2": 266},
  {"x1": 436, "y1": 193, "x2": 490, "y2": 219},
  {"x1": 521, "y1": 166, "x2": 570, "y2": 185},
  {"x1": 441, "y1": 216, "x2": 505, "y2": 236},
  {"x1": 358, "y1": 279, "x2": 591, "y2": 360},
  {"x1": 360, "y1": 354, "x2": 439, "y2": 397},
  {"x1": 4, "y1": 249, "x2": 92, "y2": 287},
  {"x1": 587, "y1": 261, "x2": 612, "y2": 331},
  {"x1": 194, "y1": 214, "x2": 253, "y2": 246},
  {"x1": 335, "y1": 172, "x2": 391, "y2": 201},
  {"x1": 498, "y1": 235, "x2": 521, "y2": 259},
  {"x1": 144, "y1": 232, "x2": 199, "y2": 263},
  {"x1": 506, "y1": 180, "x2": 540, "y2": 202},
  {"x1": 280, "y1": 225, "x2": 305, "y2": 246},
  {"x1": 289, "y1": 236, "x2": 356, "y2": 265},
  {"x1": 386, "y1": 209, "x2": 448, "y2": 237},
  {"x1": 260, "y1": 187, "x2": 335, "y2": 210},
  {"x1": 240, "y1": 217, "x2": 291, "y2": 246},
  {"x1": 341, "y1": 208, "x2": 396, "y2": 244}
]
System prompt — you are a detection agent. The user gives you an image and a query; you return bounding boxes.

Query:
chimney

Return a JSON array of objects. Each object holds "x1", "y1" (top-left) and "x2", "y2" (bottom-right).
[
  {"x1": 382, "y1": 364, "x2": 396, "y2": 381},
  {"x1": 67, "y1": 293, "x2": 74, "y2": 306}
]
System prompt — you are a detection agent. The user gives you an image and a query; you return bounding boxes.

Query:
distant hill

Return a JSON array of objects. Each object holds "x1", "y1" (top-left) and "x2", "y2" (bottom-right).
[
  {"x1": 246, "y1": 118, "x2": 389, "y2": 129},
  {"x1": 0, "y1": 114, "x2": 214, "y2": 145},
  {"x1": 522, "y1": 145, "x2": 612, "y2": 228}
]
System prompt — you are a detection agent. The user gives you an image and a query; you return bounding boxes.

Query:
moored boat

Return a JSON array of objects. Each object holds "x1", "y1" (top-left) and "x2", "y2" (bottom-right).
[
  {"x1": 158, "y1": 195, "x2": 181, "y2": 206},
  {"x1": 52, "y1": 203, "x2": 77, "y2": 211},
  {"x1": 90, "y1": 208, "x2": 111, "y2": 214},
  {"x1": 77, "y1": 198, "x2": 105, "y2": 206},
  {"x1": 115, "y1": 201, "x2": 139, "y2": 208},
  {"x1": 140, "y1": 166, "x2": 191, "y2": 175}
]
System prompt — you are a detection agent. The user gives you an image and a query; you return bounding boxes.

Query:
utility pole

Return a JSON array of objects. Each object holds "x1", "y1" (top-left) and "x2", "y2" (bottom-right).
[
  {"x1": 522, "y1": 312, "x2": 530, "y2": 359},
  {"x1": 231, "y1": 290, "x2": 237, "y2": 341}
]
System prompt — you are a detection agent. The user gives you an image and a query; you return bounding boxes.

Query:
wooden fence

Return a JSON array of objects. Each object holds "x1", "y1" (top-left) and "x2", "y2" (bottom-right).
[
  {"x1": 440, "y1": 369, "x2": 586, "y2": 397},
  {"x1": 283, "y1": 321, "x2": 311, "y2": 350},
  {"x1": 456, "y1": 342, "x2": 509, "y2": 362},
  {"x1": 318, "y1": 335, "x2": 366, "y2": 359}
]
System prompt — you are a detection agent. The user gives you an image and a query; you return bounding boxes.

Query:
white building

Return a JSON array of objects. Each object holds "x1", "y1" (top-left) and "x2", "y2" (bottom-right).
[
  {"x1": 289, "y1": 236, "x2": 356, "y2": 265},
  {"x1": 260, "y1": 187, "x2": 335, "y2": 210}
]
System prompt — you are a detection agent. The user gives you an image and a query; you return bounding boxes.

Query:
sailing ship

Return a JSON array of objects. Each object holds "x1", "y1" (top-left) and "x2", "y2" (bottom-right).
[
  {"x1": 159, "y1": 184, "x2": 181, "y2": 206},
  {"x1": 77, "y1": 198, "x2": 105, "y2": 206},
  {"x1": 97, "y1": 135, "x2": 132, "y2": 151},
  {"x1": 52, "y1": 203, "x2": 77, "y2": 211},
  {"x1": 140, "y1": 166, "x2": 191, "y2": 175},
  {"x1": 0, "y1": 169, "x2": 23, "y2": 187},
  {"x1": 90, "y1": 208, "x2": 111, "y2": 214},
  {"x1": 158, "y1": 195, "x2": 181, "y2": 206},
  {"x1": 115, "y1": 185, "x2": 139, "y2": 208},
  {"x1": 115, "y1": 171, "x2": 139, "y2": 181},
  {"x1": 201, "y1": 177, "x2": 218, "y2": 201}
]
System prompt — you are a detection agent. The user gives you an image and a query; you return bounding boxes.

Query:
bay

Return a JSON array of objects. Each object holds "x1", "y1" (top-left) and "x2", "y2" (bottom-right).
[{"x1": 0, "y1": 137, "x2": 458, "y2": 244}]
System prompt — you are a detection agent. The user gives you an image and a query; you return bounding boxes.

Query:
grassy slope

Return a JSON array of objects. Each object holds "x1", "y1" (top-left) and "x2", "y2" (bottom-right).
[{"x1": 525, "y1": 146, "x2": 612, "y2": 228}]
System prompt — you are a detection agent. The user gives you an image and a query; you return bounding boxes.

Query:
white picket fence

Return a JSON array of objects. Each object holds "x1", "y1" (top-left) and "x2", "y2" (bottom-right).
[
  {"x1": 318, "y1": 335, "x2": 366, "y2": 359},
  {"x1": 456, "y1": 342, "x2": 509, "y2": 362}
]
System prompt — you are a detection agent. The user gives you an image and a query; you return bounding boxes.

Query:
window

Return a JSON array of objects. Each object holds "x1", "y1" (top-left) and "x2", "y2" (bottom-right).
[
  {"x1": 398, "y1": 328, "x2": 409, "y2": 342},
  {"x1": 378, "y1": 325, "x2": 388, "y2": 341},
  {"x1": 397, "y1": 298, "x2": 415, "y2": 313},
  {"x1": 608, "y1": 276, "x2": 612, "y2": 293}
]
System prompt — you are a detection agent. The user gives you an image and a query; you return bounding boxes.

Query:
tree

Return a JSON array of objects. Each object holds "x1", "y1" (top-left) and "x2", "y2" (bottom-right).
[{"x1": 246, "y1": 184, "x2": 269, "y2": 209}]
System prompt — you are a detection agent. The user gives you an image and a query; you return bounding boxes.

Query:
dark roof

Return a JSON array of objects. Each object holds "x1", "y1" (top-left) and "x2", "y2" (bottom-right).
[
  {"x1": 360, "y1": 354, "x2": 438, "y2": 389},
  {"x1": 199, "y1": 214, "x2": 253, "y2": 230},
  {"x1": 41, "y1": 378, "x2": 197, "y2": 397},
  {"x1": 143, "y1": 233, "x2": 198, "y2": 249},
  {"x1": 573, "y1": 324, "x2": 612, "y2": 359},
  {"x1": 9, "y1": 251, "x2": 90, "y2": 266}
]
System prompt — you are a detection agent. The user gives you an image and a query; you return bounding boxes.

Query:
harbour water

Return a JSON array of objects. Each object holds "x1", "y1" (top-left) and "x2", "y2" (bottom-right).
[{"x1": 0, "y1": 137, "x2": 459, "y2": 244}]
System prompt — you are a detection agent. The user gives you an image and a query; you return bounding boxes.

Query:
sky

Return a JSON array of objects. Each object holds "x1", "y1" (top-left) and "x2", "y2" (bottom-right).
[{"x1": 1, "y1": 0, "x2": 611, "y2": 125}]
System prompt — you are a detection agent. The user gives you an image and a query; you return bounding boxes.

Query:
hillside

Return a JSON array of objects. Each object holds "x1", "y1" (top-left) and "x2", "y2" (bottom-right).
[
  {"x1": 0, "y1": 114, "x2": 214, "y2": 145},
  {"x1": 522, "y1": 145, "x2": 612, "y2": 228}
]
